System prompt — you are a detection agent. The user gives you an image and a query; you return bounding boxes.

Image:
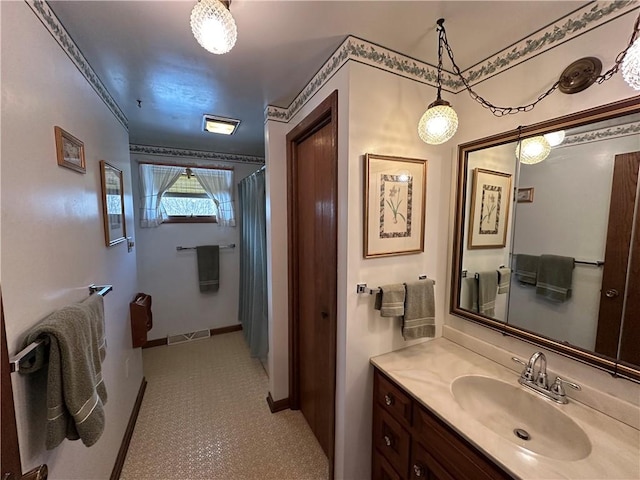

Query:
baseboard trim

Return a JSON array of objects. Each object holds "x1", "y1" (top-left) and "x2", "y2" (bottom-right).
[
  {"x1": 266, "y1": 392, "x2": 290, "y2": 413},
  {"x1": 142, "y1": 324, "x2": 242, "y2": 349},
  {"x1": 110, "y1": 377, "x2": 147, "y2": 480}
]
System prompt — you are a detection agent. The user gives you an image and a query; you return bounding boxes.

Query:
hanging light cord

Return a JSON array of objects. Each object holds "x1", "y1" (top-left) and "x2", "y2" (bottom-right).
[
  {"x1": 435, "y1": 19, "x2": 445, "y2": 101},
  {"x1": 596, "y1": 11, "x2": 640, "y2": 83},
  {"x1": 438, "y1": 11, "x2": 640, "y2": 117}
]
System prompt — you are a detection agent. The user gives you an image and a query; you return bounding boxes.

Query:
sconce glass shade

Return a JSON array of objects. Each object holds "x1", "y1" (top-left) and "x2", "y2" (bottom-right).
[
  {"x1": 190, "y1": 0, "x2": 237, "y2": 55},
  {"x1": 622, "y1": 38, "x2": 640, "y2": 90},
  {"x1": 418, "y1": 99, "x2": 459, "y2": 145},
  {"x1": 516, "y1": 136, "x2": 551, "y2": 165}
]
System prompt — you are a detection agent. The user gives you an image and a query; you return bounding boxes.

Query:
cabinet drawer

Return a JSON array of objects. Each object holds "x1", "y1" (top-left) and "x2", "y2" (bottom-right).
[
  {"x1": 413, "y1": 403, "x2": 512, "y2": 480},
  {"x1": 372, "y1": 448, "x2": 403, "y2": 480},
  {"x1": 373, "y1": 405, "x2": 411, "y2": 478},
  {"x1": 410, "y1": 441, "x2": 455, "y2": 480},
  {"x1": 375, "y1": 371, "x2": 412, "y2": 427}
]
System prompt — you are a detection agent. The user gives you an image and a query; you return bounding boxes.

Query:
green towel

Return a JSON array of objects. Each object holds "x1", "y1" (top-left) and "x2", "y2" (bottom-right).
[
  {"x1": 477, "y1": 271, "x2": 498, "y2": 317},
  {"x1": 376, "y1": 284, "x2": 405, "y2": 317},
  {"x1": 402, "y1": 280, "x2": 435, "y2": 340},
  {"x1": 196, "y1": 245, "x2": 220, "y2": 293},
  {"x1": 21, "y1": 294, "x2": 107, "y2": 449},
  {"x1": 515, "y1": 254, "x2": 539, "y2": 285},
  {"x1": 460, "y1": 277, "x2": 478, "y2": 312},
  {"x1": 497, "y1": 267, "x2": 511, "y2": 294},
  {"x1": 536, "y1": 254, "x2": 574, "y2": 302}
]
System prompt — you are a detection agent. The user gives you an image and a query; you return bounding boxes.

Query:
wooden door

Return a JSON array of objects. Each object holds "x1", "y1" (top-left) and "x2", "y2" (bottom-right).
[
  {"x1": 287, "y1": 91, "x2": 338, "y2": 472},
  {"x1": 595, "y1": 152, "x2": 640, "y2": 361},
  {"x1": 2, "y1": 290, "x2": 23, "y2": 480}
]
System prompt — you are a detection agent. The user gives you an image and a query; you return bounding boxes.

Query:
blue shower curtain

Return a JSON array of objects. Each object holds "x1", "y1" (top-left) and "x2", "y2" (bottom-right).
[{"x1": 238, "y1": 168, "x2": 268, "y2": 360}]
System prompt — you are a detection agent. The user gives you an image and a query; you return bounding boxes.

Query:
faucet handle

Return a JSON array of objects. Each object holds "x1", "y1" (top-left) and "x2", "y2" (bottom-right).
[
  {"x1": 551, "y1": 376, "x2": 581, "y2": 397},
  {"x1": 512, "y1": 357, "x2": 535, "y2": 382}
]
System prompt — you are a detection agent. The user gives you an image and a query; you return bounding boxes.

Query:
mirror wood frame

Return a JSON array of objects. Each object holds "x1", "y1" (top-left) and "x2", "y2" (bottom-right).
[{"x1": 450, "y1": 95, "x2": 640, "y2": 383}]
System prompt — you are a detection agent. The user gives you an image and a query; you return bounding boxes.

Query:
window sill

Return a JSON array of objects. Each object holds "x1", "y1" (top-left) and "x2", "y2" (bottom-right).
[{"x1": 163, "y1": 216, "x2": 217, "y2": 224}]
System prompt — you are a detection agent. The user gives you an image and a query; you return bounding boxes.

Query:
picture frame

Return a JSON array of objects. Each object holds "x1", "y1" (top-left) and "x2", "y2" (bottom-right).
[
  {"x1": 99, "y1": 160, "x2": 126, "y2": 247},
  {"x1": 364, "y1": 153, "x2": 427, "y2": 258},
  {"x1": 54, "y1": 126, "x2": 86, "y2": 173},
  {"x1": 517, "y1": 187, "x2": 535, "y2": 203},
  {"x1": 468, "y1": 168, "x2": 512, "y2": 249}
]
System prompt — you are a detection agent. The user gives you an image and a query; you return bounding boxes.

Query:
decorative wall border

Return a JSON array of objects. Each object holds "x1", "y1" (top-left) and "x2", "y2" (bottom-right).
[
  {"x1": 27, "y1": 0, "x2": 128, "y2": 130},
  {"x1": 266, "y1": 1, "x2": 638, "y2": 124},
  {"x1": 129, "y1": 144, "x2": 265, "y2": 164},
  {"x1": 559, "y1": 121, "x2": 640, "y2": 147}
]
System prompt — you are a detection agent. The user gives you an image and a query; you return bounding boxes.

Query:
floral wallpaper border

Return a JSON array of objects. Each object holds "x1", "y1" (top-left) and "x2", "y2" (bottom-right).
[
  {"x1": 27, "y1": 0, "x2": 129, "y2": 130},
  {"x1": 266, "y1": 1, "x2": 638, "y2": 123},
  {"x1": 129, "y1": 144, "x2": 265, "y2": 165},
  {"x1": 560, "y1": 121, "x2": 640, "y2": 147}
]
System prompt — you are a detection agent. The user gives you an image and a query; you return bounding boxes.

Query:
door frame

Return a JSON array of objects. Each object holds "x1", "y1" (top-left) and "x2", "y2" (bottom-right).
[{"x1": 286, "y1": 90, "x2": 338, "y2": 476}]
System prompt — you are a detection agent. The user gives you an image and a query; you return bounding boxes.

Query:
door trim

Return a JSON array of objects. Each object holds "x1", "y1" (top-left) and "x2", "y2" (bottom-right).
[{"x1": 286, "y1": 90, "x2": 338, "y2": 477}]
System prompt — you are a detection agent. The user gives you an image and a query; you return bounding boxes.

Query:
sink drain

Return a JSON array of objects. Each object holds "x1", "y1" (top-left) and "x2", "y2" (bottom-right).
[{"x1": 513, "y1": 428, "x2": 531, "y2": 441}]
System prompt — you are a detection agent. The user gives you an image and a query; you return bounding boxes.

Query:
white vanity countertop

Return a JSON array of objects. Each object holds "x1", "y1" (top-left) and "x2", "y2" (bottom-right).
[{"x1": 370, "y1": 338, "x2": 640, "y2": 480}]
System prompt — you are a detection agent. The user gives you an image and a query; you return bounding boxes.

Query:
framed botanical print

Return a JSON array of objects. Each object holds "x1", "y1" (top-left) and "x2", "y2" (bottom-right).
[
  {"x1": 364, "y1": 154, "x2": 427, "y2": 258},
  {"x1": 99, "y1": 160, "x2": 126, "y2": 247},
  {"x1": 468, "y1": 168, "x2": 512, "y2": 249}
]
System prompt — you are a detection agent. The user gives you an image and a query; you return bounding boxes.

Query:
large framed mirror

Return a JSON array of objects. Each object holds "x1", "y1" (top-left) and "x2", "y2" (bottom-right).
[{"x1": 451, "y1": 96, "x2": 640, "y2": 382}]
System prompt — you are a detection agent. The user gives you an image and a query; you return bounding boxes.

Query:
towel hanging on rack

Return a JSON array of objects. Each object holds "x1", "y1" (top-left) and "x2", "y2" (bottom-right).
[{"x1": 20, "y1": 294, "x2": 107, "y2": 449}]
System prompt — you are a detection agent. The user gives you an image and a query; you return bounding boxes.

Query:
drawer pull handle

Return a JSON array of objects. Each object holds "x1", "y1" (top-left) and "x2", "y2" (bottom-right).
[
  {"x1": 413, "y1": 464, "x2": 424, "y2": 477},
  {"x1": 384, "y1": 394, "x2": 394, "y2": 406},
  {"x1": 383, "y1": 435, "x2": 393, "y2": 447}
]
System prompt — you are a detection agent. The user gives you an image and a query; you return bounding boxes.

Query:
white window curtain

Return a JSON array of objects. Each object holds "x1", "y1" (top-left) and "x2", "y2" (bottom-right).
[
  {"x1": 138, "y1": 163, "x2": 184, "y2": 228},
  {"x1": 192, "y1": 167, "x2": 236, "y2": 226}
]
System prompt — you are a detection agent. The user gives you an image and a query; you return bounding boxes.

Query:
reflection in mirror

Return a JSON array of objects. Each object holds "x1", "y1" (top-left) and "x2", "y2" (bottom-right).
[{"x1": 452, "y1": 97, "x2": 640, "y2": 381}]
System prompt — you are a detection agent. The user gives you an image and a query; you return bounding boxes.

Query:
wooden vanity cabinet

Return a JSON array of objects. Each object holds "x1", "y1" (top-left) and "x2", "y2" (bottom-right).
[{"x1": 372, "y1": 368, "x2": 513, "y2": 480}]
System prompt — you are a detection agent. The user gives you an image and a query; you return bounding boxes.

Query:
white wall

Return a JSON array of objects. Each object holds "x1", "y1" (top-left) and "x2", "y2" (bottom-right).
[
  {"x1": 445, "y1": 12, "x2": 640, "y2": 406},
  {"x1": 509, "y1": 134, "x2": 639, "y2": 351},
  {"x1": 1, "y1": 3, "x2": 142, "y2": 478},
  {"x1": 265, "y1": 61, "x2": 450, "y2": 479},
  {"x1": 130, "y1": 154, "x2": 261, "y2": 339}
]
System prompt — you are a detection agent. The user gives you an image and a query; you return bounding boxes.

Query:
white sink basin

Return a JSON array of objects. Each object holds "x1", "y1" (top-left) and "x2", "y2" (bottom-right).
[{"x1": 451, "y1": 375, "x2": 592, "y2": 461}]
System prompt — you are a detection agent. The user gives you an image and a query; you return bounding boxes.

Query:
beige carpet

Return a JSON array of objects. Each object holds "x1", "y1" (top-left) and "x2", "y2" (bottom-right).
[{"x1": 120, "y1": 331, "x2": 328, "y2": 480}]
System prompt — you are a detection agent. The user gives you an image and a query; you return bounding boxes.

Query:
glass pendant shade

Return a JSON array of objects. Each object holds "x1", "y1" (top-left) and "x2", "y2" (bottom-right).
[
  {"x1": 516, "y1": 136, "x2": 551, "y2": 165},
  {"x1": 418, "y1": 99, "x2": 459, "y2": 145},
  {"x1": 543, "y1": 130, "x2": 565, "y2": 147},
  {"x1": 190, "y1": 0, "x2": 237, "y2": 55},
  {"x1": 622, "y1": 38, "x2": 640, "y2": 90}
]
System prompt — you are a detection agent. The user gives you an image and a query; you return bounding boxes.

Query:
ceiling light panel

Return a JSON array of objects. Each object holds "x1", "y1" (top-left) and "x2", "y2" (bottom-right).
[{"x1": 202, "y1": 115, "x2": 240, "y2": 135}]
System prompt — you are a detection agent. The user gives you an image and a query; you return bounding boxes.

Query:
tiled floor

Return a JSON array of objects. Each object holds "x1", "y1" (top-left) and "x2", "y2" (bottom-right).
[{"x1": 120, "y1": 332, "x2": 328, "y2": 480}]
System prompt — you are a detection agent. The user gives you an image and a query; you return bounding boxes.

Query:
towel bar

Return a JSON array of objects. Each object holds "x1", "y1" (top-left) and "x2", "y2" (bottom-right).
[
  {"x1": 9, "y1": 284, "x2": 113, "y2": 373},
  {"x1": 356, "y1": 277, "x2": 435, "y2": 295},
  {"x1": 176, "y1": 244, "x2": 235, "y2": 251}
]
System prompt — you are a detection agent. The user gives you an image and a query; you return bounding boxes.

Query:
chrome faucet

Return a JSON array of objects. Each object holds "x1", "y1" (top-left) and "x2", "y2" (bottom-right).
[{"x1": 512, "y1": 352, "x2": 581, "y2": 404}]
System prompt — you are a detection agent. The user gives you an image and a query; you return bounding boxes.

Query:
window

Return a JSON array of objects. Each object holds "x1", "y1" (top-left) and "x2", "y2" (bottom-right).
[
  {"x1": 138, "y1": 163, "x2": 236, "y2": 228},
  {"x1": 161, "y1": 170, "x2": 217, "y2": 223}
]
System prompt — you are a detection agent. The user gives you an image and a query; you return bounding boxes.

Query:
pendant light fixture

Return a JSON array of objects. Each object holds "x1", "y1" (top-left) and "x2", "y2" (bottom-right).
[
  {"x1": 418, "y1": 19, "x2": 458, "y2": 145},
  {"x1": 190, "y1": 0, "x2": 237, "y2": 55},
  {"x1": 417, "y1": 12, "x2": 640, "y2": 145},
  {"x1": 516, "y1": 136, "x2": 551, "y2": 165}
]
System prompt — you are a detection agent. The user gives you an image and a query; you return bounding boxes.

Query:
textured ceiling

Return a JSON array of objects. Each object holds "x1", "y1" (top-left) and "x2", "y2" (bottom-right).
[{"x1": 49, "y1": 1, "x2": 589, "y2": 157}]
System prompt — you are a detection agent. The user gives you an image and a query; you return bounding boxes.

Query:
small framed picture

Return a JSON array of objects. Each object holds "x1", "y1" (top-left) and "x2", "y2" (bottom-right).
[
  {"x1": 54, "y1": 126, "x2": 86, "y2": 173},
  {"x1": 364, "y1": 153, "x2": 427, "y2": 258},
  {"x1": 100, "y1": 161, "x2": 127, "y2": 247},
  {"x1": 517, "y1": 187, "x2": 535, "y2": 203},
  {"x1": 468, "y1": 168, "x2": 512, "y2": 249}
]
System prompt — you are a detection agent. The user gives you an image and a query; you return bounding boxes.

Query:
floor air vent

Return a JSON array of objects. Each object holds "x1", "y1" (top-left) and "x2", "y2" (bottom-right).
[{"x1": 167, "y1": 329, "x2": 211, "y2": 345}]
